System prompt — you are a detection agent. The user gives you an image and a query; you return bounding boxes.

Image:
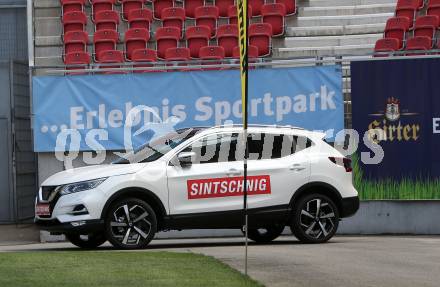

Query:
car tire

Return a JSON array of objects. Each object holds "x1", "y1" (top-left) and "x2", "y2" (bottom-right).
[
  {"x1": 65, "y1": 233, "x2": 107, "y2": 249},
  {"x1": 105, "y1": 197, "x2": 157, "y2": 249},
  {"x1": 244, "y1": 225, "x2": 285, "y2": 244},
  {"x1": 290, "y1": 193, "x2": 339, "y2": 244}
]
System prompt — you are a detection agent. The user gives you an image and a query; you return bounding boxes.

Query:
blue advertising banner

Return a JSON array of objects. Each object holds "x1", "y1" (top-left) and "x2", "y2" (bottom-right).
[
  {"x1": 352, "y1": 58, "x2": 440, "y2": 183},
  {"x1": 33, "y1": 66, "x2": 343, "y2": 152}
]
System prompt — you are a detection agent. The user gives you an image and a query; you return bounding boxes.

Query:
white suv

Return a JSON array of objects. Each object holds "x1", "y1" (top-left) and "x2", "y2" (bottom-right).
[{"x1": 35, "y1": 125, "x2": 359, "y2": 249}]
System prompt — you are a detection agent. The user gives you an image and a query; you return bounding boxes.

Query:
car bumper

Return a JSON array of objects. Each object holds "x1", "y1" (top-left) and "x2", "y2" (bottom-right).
[
  {"x1": 35, "y1": 219, "x2": 104, "y2": 235},
  {"x1": 340, "y1": 196, "x2": 360, "y2": 218}
]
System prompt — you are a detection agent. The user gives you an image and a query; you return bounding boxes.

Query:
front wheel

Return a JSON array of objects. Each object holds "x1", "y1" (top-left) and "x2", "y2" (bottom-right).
[
  {"x1": 65, "y1": 233, "x2": 107, "y2": 249},
  {"x1": 290, "y1": 193, "x2": 339, "y2": 243},
  {"x1": 244, "y1": 225, "x2": 285, "y2": 244},
  {"x1": 105, "y1": 198, "x2": 157, "y2": 249}
]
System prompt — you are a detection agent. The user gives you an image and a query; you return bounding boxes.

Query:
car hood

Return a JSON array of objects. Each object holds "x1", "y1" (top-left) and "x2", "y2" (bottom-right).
[{"x1": 41, "y1": 164, "x2": 145, "y2": 186}]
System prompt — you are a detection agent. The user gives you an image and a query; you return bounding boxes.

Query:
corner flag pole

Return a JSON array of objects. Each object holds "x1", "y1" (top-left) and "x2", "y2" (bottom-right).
[{"x1": 237, "y1": 0, "x2": 249, "y2": 276}]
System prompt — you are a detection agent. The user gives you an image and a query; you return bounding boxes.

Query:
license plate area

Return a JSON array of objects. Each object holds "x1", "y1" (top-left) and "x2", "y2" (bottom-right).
[{"x1": 36, "y1": 203, "x2": 51, "y2": 216}]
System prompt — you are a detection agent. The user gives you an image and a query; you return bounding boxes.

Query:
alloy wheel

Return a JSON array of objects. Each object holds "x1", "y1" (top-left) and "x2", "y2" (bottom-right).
[{"x1": 299, "y1": 198, "x2": 336, "y2": 240}]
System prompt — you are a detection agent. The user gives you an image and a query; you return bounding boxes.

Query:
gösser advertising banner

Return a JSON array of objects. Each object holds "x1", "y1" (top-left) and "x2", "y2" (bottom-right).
[
  {"x1": 351, "y1": 58, "x2": 440, "y2": 200},
  {"x1": 33, "y1": 66, "x2": 343, "y2": 152}
]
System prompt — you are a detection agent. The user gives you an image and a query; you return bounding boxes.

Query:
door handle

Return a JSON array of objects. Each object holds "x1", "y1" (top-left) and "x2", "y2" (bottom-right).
[
  {"x1": 290, "y1": 164, "x2": 306, "y2": 171},
  {"x1": 226, "y1": 168, "x2": 241, "y2": 176}
]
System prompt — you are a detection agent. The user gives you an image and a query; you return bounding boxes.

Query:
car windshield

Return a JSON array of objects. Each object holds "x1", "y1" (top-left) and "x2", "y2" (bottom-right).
[{"x1": 113, "y1": 127, "x2": 205, "y2": 164}]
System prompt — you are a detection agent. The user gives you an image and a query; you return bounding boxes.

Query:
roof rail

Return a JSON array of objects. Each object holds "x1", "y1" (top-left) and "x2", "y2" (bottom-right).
[{"x1": 208, "y1": 124, "x2": 305, "y2": 130}]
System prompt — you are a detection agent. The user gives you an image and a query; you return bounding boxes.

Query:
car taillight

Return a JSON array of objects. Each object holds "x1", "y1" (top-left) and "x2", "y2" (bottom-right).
[{"x1": 329, "y1": 157, "x2": 352, "y2": 172}]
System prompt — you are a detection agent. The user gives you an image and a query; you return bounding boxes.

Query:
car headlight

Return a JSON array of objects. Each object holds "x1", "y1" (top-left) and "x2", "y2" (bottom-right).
[{"x1": 58, "y1": 178, "x2": 107, "y2": 196}]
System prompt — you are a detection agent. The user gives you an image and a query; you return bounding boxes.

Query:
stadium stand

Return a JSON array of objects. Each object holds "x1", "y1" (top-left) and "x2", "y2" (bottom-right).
[
  {"x1": 184, "y1": 0, "x2": 205, "y2": 18},
  {"x1": 152, "y1": 0, "x2": 175, "y2": 19},
  {"x1": 93, "y1": 29, "x2": 119, "y2": 61},
  {"x1": 91, "y1": 0, "x2": 116, "y2": 22},
  {"x1": 195, "y1": 6, "x2": 219, "y2": 37},
  {"x1": 186, "y1": 25, "x2": 211, "y2": 58},
  {"x1": 64, "y1": 30, "x2": 89, "y2": 55},
  {"x1": 156, "y1": 26, "x2": 181, "y2": 59},
  {"x1": 161, "y1": 7, "x2": 186, "y2": 35},
  {"x1": 124, "y1": 27, "x2": 150, "y2": 60},
  {"x1": 216, "y1": 24, "x2": 239, "y2": 58},
  {"x1": 95, "y1": 10, "x2": 120, "y2": 31},
  {"x1": 61, "y1": 0, "x2": 86, "y2": 15},
  {"x1": 261, "y1": 3, "x2": 287, "y2": 37},
  {"x1": 128, "y1": 8, "x2": 153, "y2": 30}
]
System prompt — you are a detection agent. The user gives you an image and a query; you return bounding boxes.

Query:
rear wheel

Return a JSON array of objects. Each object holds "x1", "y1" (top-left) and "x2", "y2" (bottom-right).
[
  {"x1": 245, "y1": 225, "x2": 285, "y2": 244},
  {"x1": 290, "y1": 193, "x2": 339, "y2": 243},
  {"x1": 65, "y1": 233, "x2": 107, "y2": 249},
  {"x1": 105, "y1": 198, "x2": 157, "y2": 249}
]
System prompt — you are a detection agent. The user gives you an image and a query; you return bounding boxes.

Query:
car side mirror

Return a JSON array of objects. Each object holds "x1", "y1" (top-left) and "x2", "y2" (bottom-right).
[{"x1": 177, "y1": 151, "x2": 196, "y2": 167}]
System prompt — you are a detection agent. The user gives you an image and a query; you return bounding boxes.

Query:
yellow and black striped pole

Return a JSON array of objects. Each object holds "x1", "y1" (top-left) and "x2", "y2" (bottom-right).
[{"x1": 236, "y1": 0, "x2": 249, "y2": 276}]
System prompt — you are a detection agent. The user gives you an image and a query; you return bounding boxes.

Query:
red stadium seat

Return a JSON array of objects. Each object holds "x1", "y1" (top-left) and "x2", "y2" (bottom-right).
[
  {"x1": 428, "y1": 6, "x2": 440, "y2": 21},
  {"x1": 275, "y1": 0, "x2": 296, "y2": 15},
  {"x1": 124, "y1": 28, "x2": 150, "y2": 60},
  {"x1": 161, "y1": 7, "x2": 186, "y2": 36},
  {"x1": 249, "y1": 0, "x2": 265, "y2": 16},
  {"x1": 429, "y1": 0, "x2": 440, "y2": 7},
  {"x1": 62, "y1": 11, "x2": 87, "y2": 33},
  {"x1": 414, "y1": 15, "x2": 439, "y2": 40},
  {"x1": 186, "y1": 25, "x2": 211, "y2": 58},
  {"x1": 121, "y1": 0, "x2": 144, "y2": 20},
  {"x1": 165, "y1": 47, "x2": 191, "y2": 71},
  {"x1": 184, "y1": 0, "x2": 205, "y2": 18},
  {"x1": 128, "y1": 8, "x2": 153, "y2": 30},
  {"x1": 232, "y1": 45, "x2": 259, "y2": 58},
  {"x1": 228, "y1": 5, "x2": 252, "y2": 26},
  {"x1": 396, "y1": 7, "x2": 416, "y2": 27},
  {"x1": 64, "y1": 31, "x2": 89, "y2": 55},
  {"x1": 155, "y1": 26, "x2": 181, "y2": 59},
  {"x1": 406, "y1": 36, "x2": 432, "y2": 54},
  {"x1": 64, "y1": 51, "x2": 90, "y2": 67},
  {"x1": 152, "y1": 0, "x2": 174, "y2": 20},
  {"x1": 91, "y1": 0, "x2": 115, "y2": 22},
  {"x1": 397, "y1": 0, "x2": 423, "y2": 10},
  {"x1": 384, "y1": 17, "x2": 411, "y2": 49},
  {"x1": 131, "y1": 48, "x2": 158, "y2": 72},
  {"x1": 217, "y1": 24, "x2": 238, "y2": 57},
  {"x1": 61, "y1": 0, "x2": 85, "y2": 15},
  {"x1": 97, "y1": 50, "x2": 125, "y2": 73},
  {"x1": 214, "y1": 0, "x2": 235, "y2": 17},
  {"x1": 93, "y1": 29, "x2": 119, "y2": 61},
  {"x1": 65, "y1": 51, "x2": 91, "y2": 74},
  {"x1": 249, "y1": 23, "x2": 272, "y2": 56},
  {"x1": 261, "y1": 3, "x2": 286, "y2": 37},
  {"x1": 95, "y1": 10, "x2": 119, "y2": 31},
  {"x1": 195, "y1": 6, "x2": 219, "y2": 37},
  {"x1": 199, "y1": 46, "x2": 225, "y2": 70},
  {"x1": 374, "y1": 38, "x2": 400, "y2": 56}
]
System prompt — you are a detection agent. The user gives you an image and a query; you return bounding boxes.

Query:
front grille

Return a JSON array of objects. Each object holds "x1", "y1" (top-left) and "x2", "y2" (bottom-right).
[{"x1": 41, "y1": 186, "x2": 57, "y2": 201}]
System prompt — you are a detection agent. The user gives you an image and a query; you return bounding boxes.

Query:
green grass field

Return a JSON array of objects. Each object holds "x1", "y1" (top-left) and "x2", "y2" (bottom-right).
[
  {"x1": 0, "y1": 251, "x2": 263, "y2": 287},
  {"x1": 352, "y1": 154, "x2": 440, "y2": 200}
]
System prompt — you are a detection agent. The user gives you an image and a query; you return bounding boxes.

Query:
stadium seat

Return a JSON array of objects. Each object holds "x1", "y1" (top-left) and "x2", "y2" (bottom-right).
[
  {"x1": 275, "y1": 0, "x2": 296, "y2": 15},
  {"x1": 152, "y1": 0, "x2": 174, "y2": 20},
  {"x1": 161, "y1": 7, "x2": 186, "y2": 36},
  {"x1": 396, "y1": 7, "x2": 416, "y2": 27},
  {"x1": 61, "y1": 0, "x2": 86, "y2": 15},
  {"x1": 214, "y1": 0, "x2": 235, "y2": 17},
  {"x1": 374, "y1": 38, "x2": 400, "y2": 56},
  {"x1": 165, "y1": 47, "x2": 191, "y2": 71},
  {"x1": 217, "y1": 24, "x2": 239, "y2": 57},
  {"x1": 93, "y1": 29, "x2": 119, "y2": 61},
  {"x1": 249, "y1": 23, "x2": 273, "y2": 56},
  {"x1": 429, "y1": 0, "x2": 440, "y2": 7},
  {"x1": 428, "y1": 6, "x2": 440, "y2": 21},
  {"x1": 97, "y1": 50, "x2": 125, "y2": 73},
  {"x1": 128, "y1": 8, "x2": 153, "y2": 30},
  {"x1": 95, "y1": 10, "x2": 120, "y2": 31},
  {"x1": 195, "y1": 6, "x2": 219, "y2": 37},
  {"x1": 186, "y1": 25, "x2": 211, "y2": 58},
  {"x1": 183, "y1": 0, "x2": 205, "y2": 18},
  {"x1": 199, "y1": 46, "x2": 225, "y2": 70},
  {"x1": 261, "y1": 3, "x2": 287, "y2": 37},
  {"x1": 406, "y1": 36, "x2": 432, "y2": 54},
  {"x1": 249, "y1": 0, "x2": 265, "y2": 16},
  {"x1": 91, "y1": 0, "x2": 116, "y2": 22},
  {"x1": 232, "y1": 45, "x2": 259, "y2": 58},
  {"x1": 124, "y1": 28, "x2": 150, "y2": 60},
  {"x1": 64, "y1": 31, "x2": 89, "y2": 56},
  {"x1": 131, "y1": 48, "x2": 158, "y2": 73},
  {"x1": 155, "y1": 26, "x2": 181, "y2": 59},
  {"x1": 121, "y1": 0, "x2": 144, "y2": 20},
  {"x1": 414, "y1": 15, "x2": 439, "y2": 40},
  {"x1": 384, "y1": 17, "x2": 411, "y2": 49},
  {"x1": 397, "y1": 0, "x2": 424, "y2": 10},
  {"x1": 64, "y1": 51, "x2": 90, "y2": 67},
  {"x1": 62, "y1": 11, "x2": 87, "y2": 33},
  {"x1": 228, "y1": 5, "x2": 252, "y2": 26}
]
